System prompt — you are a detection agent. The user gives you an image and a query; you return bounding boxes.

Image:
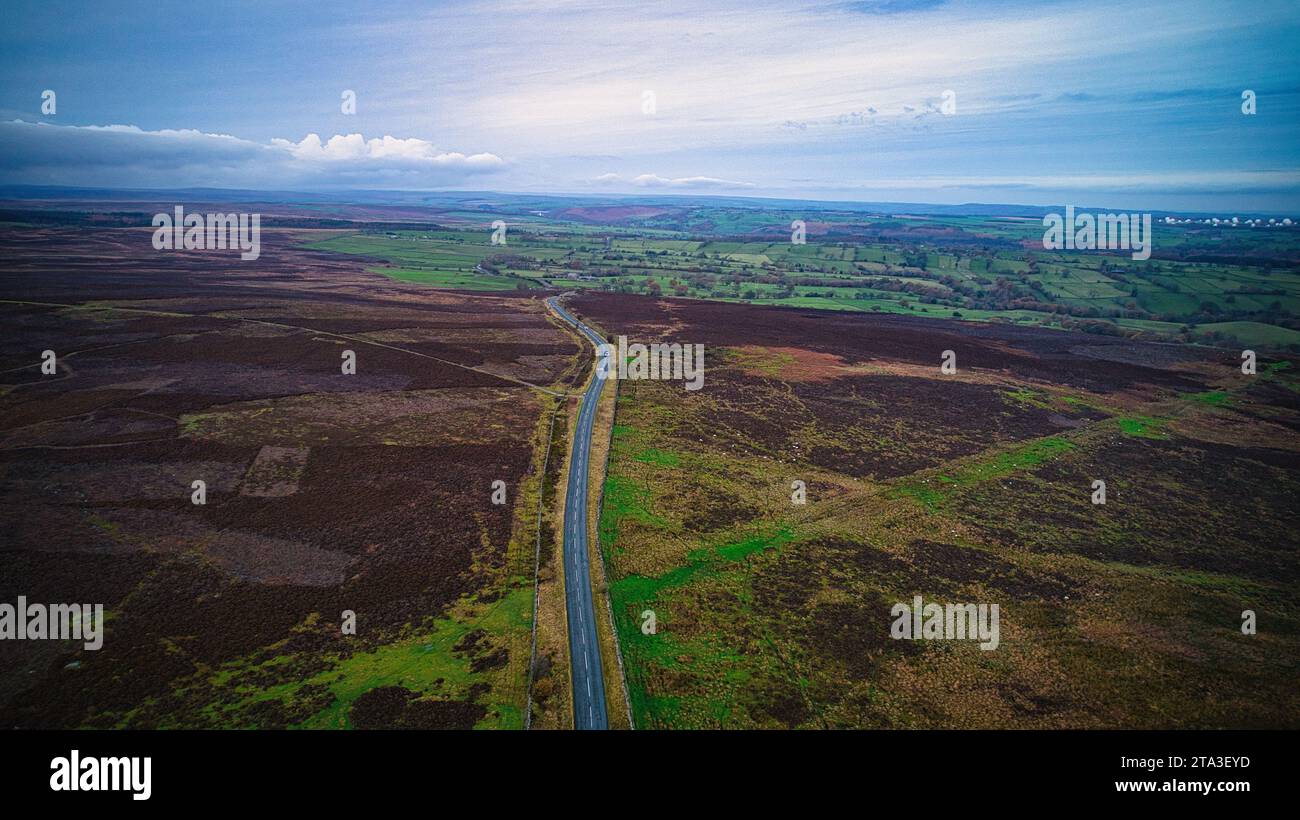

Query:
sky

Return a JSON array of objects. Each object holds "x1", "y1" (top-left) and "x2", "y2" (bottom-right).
[{"x1": 1, "y1": 0, "x2": 1298, "y2": 212}]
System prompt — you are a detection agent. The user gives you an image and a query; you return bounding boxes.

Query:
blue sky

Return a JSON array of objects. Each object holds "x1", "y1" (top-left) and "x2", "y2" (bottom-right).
[{"x1": 1, "y1": 0, "x2": 1298, "y2": 211}]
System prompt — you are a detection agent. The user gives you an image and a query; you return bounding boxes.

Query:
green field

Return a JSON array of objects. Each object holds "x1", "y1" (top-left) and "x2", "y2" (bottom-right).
[
  {"x1": 305, "y1": 233, "x2": 538, "y2": 291},
  {"x1": 307, "y1": 208, "x2": 1300, "y2": 352}
]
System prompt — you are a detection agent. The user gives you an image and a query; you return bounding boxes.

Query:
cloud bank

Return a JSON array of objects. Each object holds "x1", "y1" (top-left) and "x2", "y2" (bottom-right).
[
  {"x1": 0, "y1": 120, "x2": 505, "y2": 189},
  {"x1": 592, "y1": 172, "x2": 755, "y2": 190}
]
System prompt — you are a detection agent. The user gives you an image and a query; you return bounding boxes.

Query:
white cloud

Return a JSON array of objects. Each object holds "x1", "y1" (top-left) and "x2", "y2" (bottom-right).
[
  {"x1": 270, "y1": 133, "x2": 503, "y2": 169},
  {"x1": 0, "y1": 120, "x2": 504, "y2": 189},
  {"x1": 594, "y1": 172, "x2": 754, "y2": 189}
]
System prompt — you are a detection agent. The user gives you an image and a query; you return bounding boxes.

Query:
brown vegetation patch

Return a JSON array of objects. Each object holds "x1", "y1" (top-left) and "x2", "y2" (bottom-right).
[
  {"x1": 240, "y1": 445, "x2": 309, "y2": 497},
  {"x1": 348, "y1": 685, "x2": 485, "y2": 729},
  {"x1": 572, "y1": 292, "x2": 1217, "y2": 393},
  {"x1": 904, "y1": 540, "x2": 1078, "y2": 601},
  {"x1": 0, "y1": 225, "x2": 560, "y2": 727},
  {"x1": 955, "y1": 435, "x2": 1300, "y2": 582},
  {"x1": 182, "y1": 387, "x2": 534, "y2": 447},
  {"x1": 729, "y1": 345, "x2": 853, "y2": 382}
]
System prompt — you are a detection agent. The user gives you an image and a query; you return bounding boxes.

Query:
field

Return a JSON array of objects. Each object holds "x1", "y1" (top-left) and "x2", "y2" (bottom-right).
[
  {"x1": 300, "y1": 198, "x2": 1300, "y2": 354},
  {"x1": 0, "y1": 223, "x2": 585, "y2": 728},
  {"x1": 1, "y1": 191, "x2": 1297, "y2": 731},
  {"x1": 573, "y1": 292, "x2": 1300, "y2": 728}
]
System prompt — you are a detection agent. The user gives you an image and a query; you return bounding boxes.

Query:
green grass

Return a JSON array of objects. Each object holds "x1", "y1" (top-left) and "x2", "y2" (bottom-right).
[
  {"x1": 1004, "y1": 388, "x2": 1056, "y2": 410},
  {"x1": 607, "y1": 525, "x2": 797, "y2": 727},
  {"x1": 894, "y1": 436, "x2": 1076, "y2": 509},
  {"x1": 302, "y1": 222, "x2": 1300, "y2": 352},
  {"x1": 372, "y1": 267, "x2": 532, "y2": 291},
  {"x1": 711, "y1": 526, "x2": 796, "y2": 562},
  {"x1": 190, "y1": 585, "x2": 532, "y2": 730},
  {"x1": 632, "y1": 447, "x2": 681, "y2": 466},
  {"x1": 598, "y1": 475, "x2": 668, "y2": 551},
  {"x1": 1181, "y1": 390, "x2": 1233, "y2": 407},
  {"x1": 1117, "y1": 415, "x2": 1170, "y2": 438},
  {"x1": 1196, "y1": 321, "x2": 1300, "y2": 348}
]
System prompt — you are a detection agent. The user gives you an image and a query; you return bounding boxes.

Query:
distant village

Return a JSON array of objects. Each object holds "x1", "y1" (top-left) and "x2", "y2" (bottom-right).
[{"x1": 1163, "y1": 215, "x2": 1294, "y2": 227}]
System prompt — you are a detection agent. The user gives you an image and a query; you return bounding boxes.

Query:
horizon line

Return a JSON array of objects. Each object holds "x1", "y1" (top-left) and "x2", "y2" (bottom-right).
[{"x1": 1, "y1": 183, "x2": 1294, "y2": 220}]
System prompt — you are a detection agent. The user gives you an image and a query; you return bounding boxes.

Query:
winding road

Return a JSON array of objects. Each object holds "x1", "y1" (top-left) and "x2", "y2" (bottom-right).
[{"x1": 547, "y1": 295, "x2": 610, "y2": 730}]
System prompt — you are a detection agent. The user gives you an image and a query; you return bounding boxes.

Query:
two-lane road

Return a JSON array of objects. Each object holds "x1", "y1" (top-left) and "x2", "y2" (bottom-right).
[{"x1": 547, "y1": 296, "x2": 610, "y2": 730}]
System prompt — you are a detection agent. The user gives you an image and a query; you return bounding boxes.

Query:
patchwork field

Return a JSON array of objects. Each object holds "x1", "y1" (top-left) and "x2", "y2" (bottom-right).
[
  {"x1": 0, "y1": 225, "x2": 584, "y2": 728},
  {"x1": 573, "y1": 292, "x2": 1300, "y2": 728},
  {"x1": 303, "y1": 203, "x2": 1300, "y2": 354}
]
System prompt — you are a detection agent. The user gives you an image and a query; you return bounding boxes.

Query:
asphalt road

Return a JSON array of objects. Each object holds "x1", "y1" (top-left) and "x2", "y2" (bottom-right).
[{"x1": 547, "y1": 296, "x2": 610, "y2": 730}]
